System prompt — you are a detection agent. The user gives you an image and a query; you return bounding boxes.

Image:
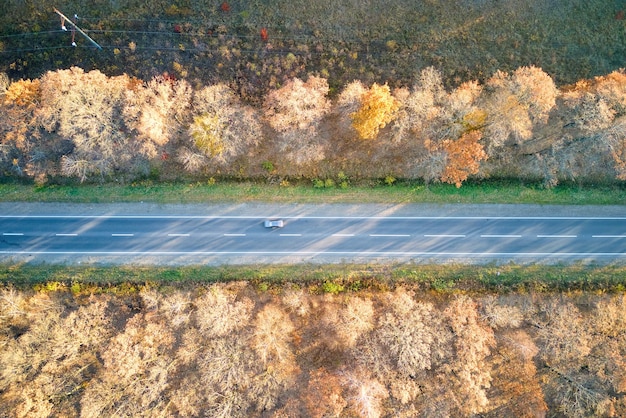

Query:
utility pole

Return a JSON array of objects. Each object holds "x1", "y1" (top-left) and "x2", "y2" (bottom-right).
[{"x1": 53, "y1": 8, "x2": 102, "y2": 50}]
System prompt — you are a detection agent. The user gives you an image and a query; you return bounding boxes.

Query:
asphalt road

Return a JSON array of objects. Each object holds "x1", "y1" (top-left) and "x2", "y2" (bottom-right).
[{"x1": 1, "y1": 207, "x2": 625, "y2": 264}]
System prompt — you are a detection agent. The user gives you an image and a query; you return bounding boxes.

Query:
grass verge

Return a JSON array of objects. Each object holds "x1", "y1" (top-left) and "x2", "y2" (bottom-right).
[
  {"x1": 0, "y1": 179, "x2": 625, "y2": 205},
  {"x1": 2, "y1": 263, "x2": 625, "y2": 295}
]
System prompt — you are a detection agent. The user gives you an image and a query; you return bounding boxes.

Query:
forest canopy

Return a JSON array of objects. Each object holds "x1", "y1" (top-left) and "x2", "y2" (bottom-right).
[
  {"x1": 1, "y1": 282, "x2": 625, "y2": 417},
  {"x1": 1, "y1": 66, "x2": 626, "y2": 187}
]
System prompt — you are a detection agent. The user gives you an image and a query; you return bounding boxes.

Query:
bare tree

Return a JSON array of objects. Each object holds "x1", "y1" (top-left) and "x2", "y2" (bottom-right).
[
  {"x1": 480, "y1": 66, "x2": 557, "y2": 151},
  {"x1": 182, "y1": 84, "x2": 262, "y2": 171},
  {"x1": 37, "y1": 68, "x2": 136, "y2": 180},
  {"x1": 263, "y1": 76, "x2": 332, "y2": 165}
]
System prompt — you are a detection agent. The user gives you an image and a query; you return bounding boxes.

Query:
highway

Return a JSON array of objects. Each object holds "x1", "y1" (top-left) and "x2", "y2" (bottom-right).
[{"x1": 1, "y1": 211, "x2": 626, "y2": 264}]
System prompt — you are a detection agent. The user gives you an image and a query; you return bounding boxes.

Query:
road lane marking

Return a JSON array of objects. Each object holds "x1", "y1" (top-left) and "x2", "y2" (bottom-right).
[
  {"x1": 593, "y1": 235, "x2": 626, "y2": 238},
  {"x1": 280, "y1": 234, "x2": 302, "y2": 236},
  {"x1": 424, "y1": 234, "x2": 466, "y2": 238},
  {"x1": 168, "y1": 233, "x2": 190, "y2": 237},
  {"x1": 55, "y1": 233, "x2": 77, "y2": 236},
  {"x1": 332, "y1": 233, "x2": 355, "y2": 237},
  {"x1": 224, "y1": 233, "x2": 246, "y2": 237},
  {"x1": 1, "y1": 250, "x2": 624, "y2": 257},
  {"x1": 537, "y1": 235, "x2": 577, "y2": 238},
  {"x1": 3, "y1": 215, "x2": 626, "y2": 220},
  {"x1": 2, "y1": 233, "x2": 24, "y2": 236},
  {"x1": 112, "y1": 233, "x2": 134, "y2": 237},
  {"x1": 481, "y1": 234, "x2": 522, "y2": 238},
  {"x1": 369, "y1": 234, "x2": 410, "y2": 237}
]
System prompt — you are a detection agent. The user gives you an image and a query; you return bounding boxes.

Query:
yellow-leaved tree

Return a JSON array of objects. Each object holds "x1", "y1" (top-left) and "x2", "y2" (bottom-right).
[
  {"x1": 351, "y1": 83, "x2": 400, "y2": 140},
  {"x1": 180, "y1": 83, "x2": 261, "y2": 172}
]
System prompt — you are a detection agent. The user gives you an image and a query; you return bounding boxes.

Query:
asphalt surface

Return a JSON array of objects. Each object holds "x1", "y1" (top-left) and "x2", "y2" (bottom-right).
[{"x1": 0, "y1": 203, "x2": 625, "y2": 265}]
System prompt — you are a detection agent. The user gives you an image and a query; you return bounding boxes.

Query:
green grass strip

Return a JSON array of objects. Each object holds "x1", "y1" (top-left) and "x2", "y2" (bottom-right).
[
  {"x1": 0, "y1": 180, "x2": 625, "y2": 205},
  {"x1": 2, "y1": 263, "x2": 625, "y2": 295}
]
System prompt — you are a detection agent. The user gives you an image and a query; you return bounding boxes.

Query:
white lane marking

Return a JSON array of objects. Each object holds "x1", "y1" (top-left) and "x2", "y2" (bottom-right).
[
  {"x1": 1, "y1": 250, "x2": 624, "y2": 257},
  {"x1": 112, "y1": 233, "x2": 134, "y2": 237},
  {"x1": 424, "y1": 234, "x2": 466, "y2": 238},
  {"x1": 168, "y1": 233, "x2": 190, "y2": 237},
  {"x1": 55, "y1": 233, "x2": 78, "y2": 236},
  {"x1": 224, "y1": 233, "x2": 246, "y2": 237},
  {"x1": 481, "y1": 234, "x2": 522, "y2": 238},
  {"x1": 280, "y1": 234, "x2": 302, "y2": 237},
  {"x1": 332, "y1": 233, "x2": 355, "y2": 237},
  {"x1": 2, "y1": 233, "x2": 24, "y2": 236},
  {"x1": 593, "y1": 235, "x2": 626, "y2": 238},
  {"x1": 2, "y1": 215, "x2": 626, "y2": 220},
  {"x1": 537, "y1": 235, "x2": 577, "y2": 238},
  {"x1": 370, "y1": 234, "x2": 410, "y2": 237}
]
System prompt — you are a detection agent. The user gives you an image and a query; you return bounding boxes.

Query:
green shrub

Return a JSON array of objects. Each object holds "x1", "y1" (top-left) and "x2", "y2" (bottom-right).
[
  {"x1": 262, "y1": 161, "x2": 275, "y2": 173},
  {"x1": 322, "y1": 280, "x2": 344, "y2": 294},
  {"x1": 384, "y1": 175, "x2": 396, "y2": 186}
]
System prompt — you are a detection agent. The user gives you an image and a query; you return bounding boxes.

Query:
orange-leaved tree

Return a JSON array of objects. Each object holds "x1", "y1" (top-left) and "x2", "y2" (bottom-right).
[
  {"x1": 1, "y1": 78, "x2": 42, "y2": 178},
  {"x1": 351, "y1": 83, "x2": 400, "y2": 140},
  {"x1": 438, "y1": 130, "x2": 487, "y2": 187}
]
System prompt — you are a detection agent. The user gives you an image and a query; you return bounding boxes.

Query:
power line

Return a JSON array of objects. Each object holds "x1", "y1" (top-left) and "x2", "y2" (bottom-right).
[{"x1": 53, "y1": 8, "x2": 102, "y2": 49}]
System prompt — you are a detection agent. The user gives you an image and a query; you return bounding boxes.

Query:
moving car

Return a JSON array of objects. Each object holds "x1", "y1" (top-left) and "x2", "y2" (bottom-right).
[{"x1": 264, "y1": 219, "x2": 284, "y2": 228}]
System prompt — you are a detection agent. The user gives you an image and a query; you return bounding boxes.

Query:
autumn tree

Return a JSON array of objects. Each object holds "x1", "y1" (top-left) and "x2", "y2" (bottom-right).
[
  {"x1": 80, "y1": 313, "x2": 175, "y2": 418},
  {"x1": 0, "y1": 78, "x2": 43, "y2": 179},
  {"x1": 376, "y1": 289, "x2": 439, "y2": 376},
  {"x1": 180, "y1": 83, "x2": 261, "y2": 172},
  {"x1": 4, "y1": 78, "x2": 40, "y2": 107},
  {"x1": 342, "y1": 368, "x2": 389, "y2": 418},
  {"x1": 392, "y1": 67, "x2": 448, "y2": 142},
  {"x1": 483, "y1": 330, "x2": 548, "y2": 417},
  {"x1": 391, "y1": 68, "x2": 487, "y2": 185},
  {"x1": 37, "y1": 67, "x2": 140, "y2": 181},
  {"x1": 528, "y1": 296, "x2": 616, "y2": 417},
  {"x1": 263, "y1": 76, "x2": 331, "y2": 164},
  {"x1": 479, "y1": 295, "x2": 547, "y2": 417},
  {"x1": 439, "y1": 295, "x2": 496, "y2": 415},
  {"x1": 304, "y1": 368, "x2": 347, "y2": 418},
  {"x1": 436, "y1": 130, "x2": 487, "y2": 187},
  {"x1": 194, "y1": 282, "x2": 254, "y2": 338},
  {"x1": 336, "y1": 80, "x2": 367, "y2": 132},
  {"x1": 123, "y1": 74, "x2": 192, "y2": 158},
  {"x1": 392, "y1": 67, "x2": 485, "y2": 143},
  {"x1": 316, "y1": 294, "x2": 375, "y2": 351},
  {"x1": 479, "y1": 66, "x2": 557, "y2": 150},
  {"x1": 168, "y1": 283, "x2": 268, "y2": 417},
  {"x1": 0, "y1": 290, "x2": 115, "y2": 418},
  {"x1": 351, "y1": 82, "x2": 400, "y2": 140},
  {"x1": 560, "y1": 70, "x2": 626, "y2": 180}
]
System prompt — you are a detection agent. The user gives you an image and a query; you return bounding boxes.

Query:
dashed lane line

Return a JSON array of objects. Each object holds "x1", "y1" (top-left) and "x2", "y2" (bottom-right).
[
  {"x1": 424, "y1": 234, "x2": 466, "y2": 238},
  {"x1": 369, "y1": 234, "x2": 411, "y2": 237},
  {"x1": 481, "y1": 234, "x2": 522, "y2": 238}
]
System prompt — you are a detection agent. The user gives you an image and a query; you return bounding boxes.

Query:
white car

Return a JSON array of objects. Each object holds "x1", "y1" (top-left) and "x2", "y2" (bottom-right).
[{"x1": 264, "y1": 219, "x2": 284, "y2": 228}]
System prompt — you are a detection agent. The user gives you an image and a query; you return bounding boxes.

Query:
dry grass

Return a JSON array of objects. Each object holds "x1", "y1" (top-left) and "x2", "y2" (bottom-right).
[{"x1": 1, "y1": 0, "x2": 624, "y2": 98}]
